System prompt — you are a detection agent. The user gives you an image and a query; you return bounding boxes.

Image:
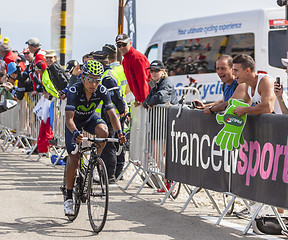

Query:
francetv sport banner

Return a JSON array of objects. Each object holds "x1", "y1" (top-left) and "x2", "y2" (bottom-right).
[{"x1": 165, "y1": 106, "x2": 288, "y2": 209}]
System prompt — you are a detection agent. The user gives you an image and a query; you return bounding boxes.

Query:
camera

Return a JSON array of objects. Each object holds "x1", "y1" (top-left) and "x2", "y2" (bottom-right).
[{"x1": 277, "y1": 0, "x2": 288, "y2": 7}]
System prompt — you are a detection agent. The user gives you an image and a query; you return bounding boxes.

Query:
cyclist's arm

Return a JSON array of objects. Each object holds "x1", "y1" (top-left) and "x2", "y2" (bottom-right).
[
  {"x1": 65, "y1": 110, "x2": 77, "y2": 133},
  {"x1": 65, "y1": 110, "x2": 83, "y2": 143}
]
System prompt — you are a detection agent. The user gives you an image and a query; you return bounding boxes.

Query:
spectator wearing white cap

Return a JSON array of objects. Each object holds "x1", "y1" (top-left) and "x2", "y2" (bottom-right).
[{"x1": 115, "y1": 33, "x2": 150, "y2": 107}]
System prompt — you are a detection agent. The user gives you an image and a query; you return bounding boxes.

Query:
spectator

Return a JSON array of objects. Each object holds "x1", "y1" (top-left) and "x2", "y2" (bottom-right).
[
  {"x1": 232, "y1": 54, "x2": 282, "y2": 116},
  {"x1": 102, "y1": 43, "x2": 129, "y2": 98},
  {"x1": 82, "y1": 52, "x2": 94, "y2": 63},
  {"x1": 65, "y1": 60, "x2": 79, "y2": 78},
  {"x1": 193, "y1": 55, "x2": 245, "y2": 114},
  {"x1": 0, "y1": 43, "x2": 25, "y2": 72},
  {"x1": 35, "y1": 60, "x2": 58, "y2": 98},
  {"x1": 274, "y1": 81, "x2": 288, "y2": 114},
  {"x1": 274, "y1": 59, "x2": 288, "y2": 114},
  {"x1": 22, "y1": 48, "x2": 34, "y2": 64},
  {"x1": 232, "y1": 53, "x2": 285, "y2": 223},
  {"x1": 25, "y1": 37, "x2": 46, "y2": 96},
  {"x1": 143, "y1": 60, "x2": 178, "y2": 193},
  {"x1": 45, "y1": 50, "x2": 68, "y2": 91},
  {"x1": 116, "y1": 33, "x2": 150, "y2": 107},
  {"x1": 4, "y1": 62, "x2": 33, "y2": 100},
  {"x1": 102, "y1": 44, "x2": 129, "y2": 178},
  {"x1": 143, "y1": 60, "x2": 177, "y2": 108},
  {"x1": 0, "y1": 62, "x2": 17, "y2": 100}
]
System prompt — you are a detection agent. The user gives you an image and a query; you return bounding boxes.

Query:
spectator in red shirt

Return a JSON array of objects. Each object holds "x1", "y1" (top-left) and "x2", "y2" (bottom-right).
[
  {"x1": 116, "y1": 33, "x2": 150, "y2": 107},
  {"x1": 25, "y1": 37, "x2": 46, "y2": 96},
  {"x1": 0, "y1": 43, "x2": 25, "y2": 72}
]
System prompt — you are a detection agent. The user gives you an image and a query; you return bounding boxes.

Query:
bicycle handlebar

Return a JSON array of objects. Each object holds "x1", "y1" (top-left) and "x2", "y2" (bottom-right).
[{"x1": 71, "y1": 137, "x2": 123, "y2": 155}]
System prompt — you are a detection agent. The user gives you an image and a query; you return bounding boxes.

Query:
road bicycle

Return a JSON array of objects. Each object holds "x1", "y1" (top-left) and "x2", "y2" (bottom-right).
[{"x1": 60, "y1": 137, "x2": 121, "y2": 233}]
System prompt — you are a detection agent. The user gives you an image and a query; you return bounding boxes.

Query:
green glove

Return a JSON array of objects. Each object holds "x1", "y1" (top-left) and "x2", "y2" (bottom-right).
[{"x1": 216, "y1": 99, "x2": 249, "y2": 151}]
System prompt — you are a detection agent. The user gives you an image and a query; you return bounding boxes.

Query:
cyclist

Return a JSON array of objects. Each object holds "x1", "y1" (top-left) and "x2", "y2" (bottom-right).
[{"x1": 64, "y1": 60, "x2": 126, "y2": 215}]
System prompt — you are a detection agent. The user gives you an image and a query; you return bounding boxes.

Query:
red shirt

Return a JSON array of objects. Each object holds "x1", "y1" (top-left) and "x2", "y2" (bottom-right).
[
  {"x1": 122, "y1": 47, "x2": 150, "y2": 102},
  {"x1": 3, "y1": 51, "x2": 26, "y2": 72}
]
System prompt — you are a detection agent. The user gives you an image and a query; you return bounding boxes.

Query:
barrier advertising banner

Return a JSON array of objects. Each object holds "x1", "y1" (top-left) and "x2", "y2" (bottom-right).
[
  {"x1": 166, "y1": 106, "x2": 288, "y2": 208},
  {"x1": 166, "y1": 106, "x2": 230, "y2": 193}
]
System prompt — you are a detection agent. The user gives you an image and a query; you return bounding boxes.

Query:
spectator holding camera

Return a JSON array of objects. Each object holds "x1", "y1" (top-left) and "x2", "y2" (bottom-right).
[
  {"x1": 3, "y1": 62, "x2": 34, "y2": 100},
  {"x1": 274, "y1": 58, "x2": 288, "y2": 114}
]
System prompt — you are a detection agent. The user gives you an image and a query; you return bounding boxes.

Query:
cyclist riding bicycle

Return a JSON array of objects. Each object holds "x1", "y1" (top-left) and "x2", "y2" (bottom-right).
[{"x1": 64, "y1": 60, "x2": 126, "y2": 215}]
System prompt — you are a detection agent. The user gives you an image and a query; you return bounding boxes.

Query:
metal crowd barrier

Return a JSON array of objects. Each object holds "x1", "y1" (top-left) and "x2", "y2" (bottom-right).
[
  {"x1": 122, "y1": 86, "x2": 202, "y2": 196},
  {"x1": 0, "y1": 93, "x2": 67, "y2": 163}
]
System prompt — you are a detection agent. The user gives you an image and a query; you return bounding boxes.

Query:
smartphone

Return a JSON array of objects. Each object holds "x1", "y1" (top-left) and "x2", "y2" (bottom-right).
[
  {"x1": 79, "y1": 64, "x2": 83, "y2": 70},
  {"x1": 276, "y1": 77, "x2": 280, "y2": 86}
]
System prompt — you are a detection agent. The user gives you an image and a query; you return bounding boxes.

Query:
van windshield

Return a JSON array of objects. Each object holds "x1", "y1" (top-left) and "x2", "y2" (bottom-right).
[
  {"x1": 268, "y1": 30, "x2": 286, "y2": 69},
  {"x1": 162, "y1": 33, "x2": 254, "y2": 76}
]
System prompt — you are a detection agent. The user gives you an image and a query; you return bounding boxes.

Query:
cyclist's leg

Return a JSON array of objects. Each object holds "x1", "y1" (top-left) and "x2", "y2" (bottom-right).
[{"x1": 64, "y1": 126, "x2": 81, "y2": 215}]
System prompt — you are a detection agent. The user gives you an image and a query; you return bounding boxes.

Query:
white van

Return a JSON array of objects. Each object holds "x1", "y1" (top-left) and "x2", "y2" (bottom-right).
[{"x1": 144, "y1": 8, "x2": 287, "y2": 102}]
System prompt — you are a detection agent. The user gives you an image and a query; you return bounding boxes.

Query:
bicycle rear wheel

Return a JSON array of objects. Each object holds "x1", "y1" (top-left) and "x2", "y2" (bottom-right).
[
  {"x1": 67, "y1": 171, "x2": 81, "y2": 221},
  {"x1": 87, "y1": 157, "x2": 109, "y2": 233},
  {"x1": 170, "y1": 182, "x2": 181, "y2": 200}
]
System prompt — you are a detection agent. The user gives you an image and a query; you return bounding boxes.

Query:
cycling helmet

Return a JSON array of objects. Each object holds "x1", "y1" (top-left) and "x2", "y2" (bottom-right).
[
  {"x1": 65, "y1": 60, "x2": 79, "y2": 73},
  {"x1": 82, "y1": 60, "x2": 104, "y2": 76}
]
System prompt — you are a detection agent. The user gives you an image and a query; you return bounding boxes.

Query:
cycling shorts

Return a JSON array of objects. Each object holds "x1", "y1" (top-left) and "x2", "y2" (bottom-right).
[{"x1": 65, "y1": 113, "x2": 106, "y2": 154}]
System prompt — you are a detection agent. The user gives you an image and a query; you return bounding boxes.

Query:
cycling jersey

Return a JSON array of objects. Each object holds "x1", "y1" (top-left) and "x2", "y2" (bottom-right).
[{"x1": 65, "y1": 81, "x2": 114, "y2": 123}]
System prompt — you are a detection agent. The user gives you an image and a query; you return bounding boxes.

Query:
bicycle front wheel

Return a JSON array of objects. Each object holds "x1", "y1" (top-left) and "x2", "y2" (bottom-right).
[{"x1": 87, "y1": 157, "x2": 109, "y2": 233}]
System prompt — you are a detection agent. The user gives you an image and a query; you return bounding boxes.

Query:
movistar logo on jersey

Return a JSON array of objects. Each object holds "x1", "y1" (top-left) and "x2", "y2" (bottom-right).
[
  {"x1": 77, "y1": 102, "x2": 97, "y2": 112},
  {"x1": 224, "y1": 114, "x2": 243, "y2": 126}
]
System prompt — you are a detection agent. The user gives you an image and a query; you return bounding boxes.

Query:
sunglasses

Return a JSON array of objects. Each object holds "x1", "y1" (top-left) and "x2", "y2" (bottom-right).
[
  {"x1": 116, "y1": 43, "x2": 128, "y2": 48},
  {"x1": 84, "y1": 75, "x2": 101, "y2": 83},
  {"x1": 150, "y1": 69, "x2": 161, "y2": 73},
  {"x1": 7, "y1": 75, "x2": 17, "y2": 80},
  {"x1": 23, "y1": 52, "x2": 30, "y2": 55}
]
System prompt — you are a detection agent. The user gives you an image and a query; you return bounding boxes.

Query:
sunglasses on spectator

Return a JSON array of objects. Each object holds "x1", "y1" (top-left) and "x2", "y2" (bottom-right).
[
  {"x1": 150, "y1": 69, "x2": 161, "y2": 73},
  {"x1": 116, "y1": 43, "x2": 128, "y2": 48},
  {"x1": 23, "y1": 52, "x2": 30, "y2": 55},
  {"x1": 84, "y1": 75, "x2": 101, "y2": 83},
  {"x1": 7, "y1": 75, "x2": 17, "y2": 80}
]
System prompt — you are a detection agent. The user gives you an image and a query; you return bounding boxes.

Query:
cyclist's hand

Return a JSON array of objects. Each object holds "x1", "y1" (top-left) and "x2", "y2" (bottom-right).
[
  {"x1": 73, "y1": 129, "x2": 84, "y2": 143},
  {"x1": 118, "y1": 132, "x2": 126, "y2": 145},
  {"x1": 75, "y1": 132, "x2": 84, "y2": 143}
]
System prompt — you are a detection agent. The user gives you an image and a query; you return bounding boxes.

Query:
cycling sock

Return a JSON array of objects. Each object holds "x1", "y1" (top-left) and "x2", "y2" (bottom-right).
[{"x1": 66, "y1": 189, "x2": 73, "y2": 200}]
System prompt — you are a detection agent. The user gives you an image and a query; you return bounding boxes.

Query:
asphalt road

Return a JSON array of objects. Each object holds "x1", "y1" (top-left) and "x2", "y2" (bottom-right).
[{"x1": 0, "y1": 146, "x2": 283, "y2": 240}]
